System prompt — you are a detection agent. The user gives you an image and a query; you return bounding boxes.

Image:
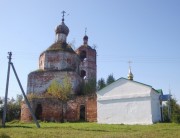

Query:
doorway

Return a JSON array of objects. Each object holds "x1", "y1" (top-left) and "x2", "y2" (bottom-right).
[
  {"x1": 35, "y1": 103, "x2": 42, "y2": 120},
  {"x1": 80, "y1": 105, "x2": 85, "y2": 121}
]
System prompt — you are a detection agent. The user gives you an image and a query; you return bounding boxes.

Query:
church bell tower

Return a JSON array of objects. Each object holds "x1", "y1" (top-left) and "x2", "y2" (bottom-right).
[{"x1": 76, "y1": 29, "x2": 97, "y2": 82}]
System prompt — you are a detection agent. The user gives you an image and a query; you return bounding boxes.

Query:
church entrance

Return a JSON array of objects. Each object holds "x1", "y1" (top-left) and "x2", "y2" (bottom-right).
[
  {"x1": 80, "y1": 105, "x2": 86, "y2": 121},
  {"x1": 35, "y1": 103, "x2": 42, "y2": 120}
]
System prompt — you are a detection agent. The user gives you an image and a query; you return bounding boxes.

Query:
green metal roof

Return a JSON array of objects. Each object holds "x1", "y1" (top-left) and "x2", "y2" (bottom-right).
[{"x1": 155, "y1": 89, "x2": 163, "y2": 94}]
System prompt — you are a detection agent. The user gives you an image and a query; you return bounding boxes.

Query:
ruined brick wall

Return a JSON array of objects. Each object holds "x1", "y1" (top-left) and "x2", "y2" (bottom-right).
[
  {"x1": 32, "y1": 98, "x2": 62, "y2": 122},
  {"x1": 86, "y1": 95, "x2": 97, "y2": 122},
  {"x1": 27, "y1": 71, "x2": 82, "y2": 94},
  {"x1": 21, "y1": 101, "x2": 32, "y2": 122},
  {"x1": 42, "y1": 51, "x2": 80, "y2": 73},
  {"x1": 21, "y1": 95, "x2": 97, "y2": 122},
  {"x1": 21, "y1": 98, "x2": 63, "y2": 122},
  {"x1": 66, "y1": 95, "x2": 97, "y2": 122}
]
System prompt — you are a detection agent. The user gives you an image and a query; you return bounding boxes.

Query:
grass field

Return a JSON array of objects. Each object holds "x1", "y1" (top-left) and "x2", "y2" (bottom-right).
[{"x1": 0, "y1": 121, "x2": 180, "y2": 138}]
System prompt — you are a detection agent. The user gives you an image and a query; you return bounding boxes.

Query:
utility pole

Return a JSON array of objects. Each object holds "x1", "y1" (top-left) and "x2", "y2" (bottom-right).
[
  {"x1": 2, "y1": 52, "x2": 12, "y2": 127},
  {"x1": 2, "y1": 52, "x2": 40, "y2": 128},
  {"x1": 168, "y1": 88, "x2": 172, "y2": 121}
]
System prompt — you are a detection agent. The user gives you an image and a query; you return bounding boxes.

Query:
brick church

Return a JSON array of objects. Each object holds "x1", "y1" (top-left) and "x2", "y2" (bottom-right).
[{"x1": 21, "y1": 13, "x2": 97, "y2": 122}]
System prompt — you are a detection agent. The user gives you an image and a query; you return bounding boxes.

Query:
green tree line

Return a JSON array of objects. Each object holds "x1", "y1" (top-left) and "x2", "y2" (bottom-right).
[{"x1": 0, "y1": 94, "x2": 23, "y2": 122}]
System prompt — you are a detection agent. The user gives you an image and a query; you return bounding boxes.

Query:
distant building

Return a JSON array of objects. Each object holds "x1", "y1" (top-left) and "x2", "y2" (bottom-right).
[{"x1": 97, "y1": 69, "x2": 162, "y2": 125}]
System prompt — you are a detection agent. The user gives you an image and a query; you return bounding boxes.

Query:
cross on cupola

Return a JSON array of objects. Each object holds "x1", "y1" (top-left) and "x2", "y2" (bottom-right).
[
  {"x1": 83, "y1": 27, "x2": 88, "y2": 45},
  {"x1": 55, "y1": 10, "x2": 69, "y2": 42},
  {"x1": 128, "y1": 61, "x2": 132, "y2": 68},
  {"x1": 62, "y1": 10, "x2": 66, "y2": 22},
  {"x1": 85, "y1": 28, "x2": 87, "y2": 35}
]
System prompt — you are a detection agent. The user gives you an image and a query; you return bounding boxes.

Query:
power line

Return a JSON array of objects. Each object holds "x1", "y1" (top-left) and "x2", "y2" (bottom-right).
[{"x1": 1, "y1": 51, "x2": 180, "y2": 63}]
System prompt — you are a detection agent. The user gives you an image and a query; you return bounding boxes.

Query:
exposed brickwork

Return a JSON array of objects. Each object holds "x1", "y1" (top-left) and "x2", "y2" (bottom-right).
[
  {"x1": 21, "y1": 95, "x2": 97, "y2": 122},
  {"x1": 40, "y1": 51, "x2": 80, "y2": 72},
  {"x1": 86, "y1": 95, "x2": 97, "y2": 122},
  {"x1": 21, "y1": 101, "x2": 32, "y2": 122},
  {"x1": 27, "y1": 71, "x2": 82, "y2": 94}
]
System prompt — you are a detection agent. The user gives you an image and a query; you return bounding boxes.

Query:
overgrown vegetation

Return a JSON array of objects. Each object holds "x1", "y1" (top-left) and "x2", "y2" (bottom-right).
[
  {"x1": 47, "y1": 41, "x2": 76, "y2": 53},
  {"x1": 47, "y1": 76, "x2": 71, "y2": 101},
  {"x1": 80, "y1": 78, "x2": 96, "y2": 95},
  {"x1": 47, "y1": 76, "x2": 72, "y2": 122}
]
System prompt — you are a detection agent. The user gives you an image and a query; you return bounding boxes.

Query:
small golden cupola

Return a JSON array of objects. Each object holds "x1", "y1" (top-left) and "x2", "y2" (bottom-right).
[{"x1": 127, "y1": 61, "x2": 134, "y2": 80}]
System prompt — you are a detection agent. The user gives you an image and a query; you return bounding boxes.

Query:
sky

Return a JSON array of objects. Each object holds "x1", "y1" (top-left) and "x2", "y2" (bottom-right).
[{"x1": 0, "y1": 0, "x2": 180, "y2": 102}]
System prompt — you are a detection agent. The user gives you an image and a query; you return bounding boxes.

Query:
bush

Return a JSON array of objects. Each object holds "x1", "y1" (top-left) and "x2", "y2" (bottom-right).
[{"x1": 172, "y1": 114, "x2": 180, "y2": 123}]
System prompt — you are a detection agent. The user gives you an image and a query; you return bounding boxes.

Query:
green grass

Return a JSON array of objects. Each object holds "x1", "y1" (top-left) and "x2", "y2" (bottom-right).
[{"x1": 0, "y1": 122, "x2": 180, "y2": 138}]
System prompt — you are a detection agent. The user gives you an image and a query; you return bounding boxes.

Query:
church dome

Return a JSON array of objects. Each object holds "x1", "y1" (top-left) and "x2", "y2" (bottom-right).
[
  {"x1": 83, "y1": 35, "x2": 88, "y2": 40},
  {"x1": 55, "y1": 21, "x2": 69, "y2": 36},
  {"x1": 127, "y1": 66, "x2": 134, "y2": 80}
]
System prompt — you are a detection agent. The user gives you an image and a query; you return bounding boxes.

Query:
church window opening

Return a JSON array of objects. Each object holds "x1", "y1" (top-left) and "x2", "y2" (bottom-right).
[
  {"x1": 80, "y1": 51, "x2": 86, "y2": 61},
  {"x1": 35, "y1": 103, "x2": 42, "y2": 120},
  {"x1": 80, "y1": 70, "x2": 86, "y2": 79},
  {"x1": 80, "y1": 105, "x2": 85, "y2": 121}
]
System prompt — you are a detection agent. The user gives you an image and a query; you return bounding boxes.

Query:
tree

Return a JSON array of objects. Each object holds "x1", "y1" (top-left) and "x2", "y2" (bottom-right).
[
  {"x1": 16, "y1": 94, "x2": 23, "y2": 105},
  {"x1": 0, "y1": 97, "x2": 2, "y2": 104},
  {"x1": 163, "y1": 97, "x2": 180, "y2": 123},
  {"x1": 97, "y1": 78, "x2": 106, "y2": 90},
  {"x1": 47, "y1": 76, "x2": 71, "y2": 101},
  {"x1": 106, "y1": 74, "x2": 115, "y2": 85},
  {"x1": 47, "y1": 76, "x2": 72, "y2": 122},
  {"x1": 0, "y1": 95, "x2": 23, "y2": 122},
  {"x1": 170, "y1": 98, "x2": 180, "y2": 123}
]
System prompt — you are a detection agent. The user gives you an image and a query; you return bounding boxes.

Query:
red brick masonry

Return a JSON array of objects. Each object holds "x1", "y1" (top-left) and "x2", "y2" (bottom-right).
[{"x1": 21, "y1": 95, "x2": 97, "y2": 122}]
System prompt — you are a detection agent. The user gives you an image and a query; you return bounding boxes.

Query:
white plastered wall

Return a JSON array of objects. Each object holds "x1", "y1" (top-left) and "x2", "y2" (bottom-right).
[
  {"x1": 150, "y1": 90, "x2": 161, "y2": 123},
  {"x1": 97, "y1": 96, "x2": 153, "y2": 124},
  {"x1": 97, "y1": 78, "x2": 156, "y2": 125}
]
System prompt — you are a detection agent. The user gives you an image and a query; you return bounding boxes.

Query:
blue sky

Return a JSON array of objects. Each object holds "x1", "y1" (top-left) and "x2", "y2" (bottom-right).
[{"x1": 0, "y1": 0, "x2": 180, "y2": 102}]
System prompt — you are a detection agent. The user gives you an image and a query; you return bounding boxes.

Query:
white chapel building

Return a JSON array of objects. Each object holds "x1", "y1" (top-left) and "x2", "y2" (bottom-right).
[{"x1": 97, "y1": 68, "x2": 162, "y2": 125}]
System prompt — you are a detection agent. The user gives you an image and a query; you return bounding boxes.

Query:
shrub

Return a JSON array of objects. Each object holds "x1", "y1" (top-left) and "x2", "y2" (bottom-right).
[{"x1": 172, "y1": 114, "x2": 180, "y2": 123}]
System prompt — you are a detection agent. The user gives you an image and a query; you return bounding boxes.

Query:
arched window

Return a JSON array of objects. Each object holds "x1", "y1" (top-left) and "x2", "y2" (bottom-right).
[
  {"x1": 80, "y1": 51, "x2": 86, "y2": 61},
  {"x1": 80, "y1": 70, "x2": 86, "y2": 79}
]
